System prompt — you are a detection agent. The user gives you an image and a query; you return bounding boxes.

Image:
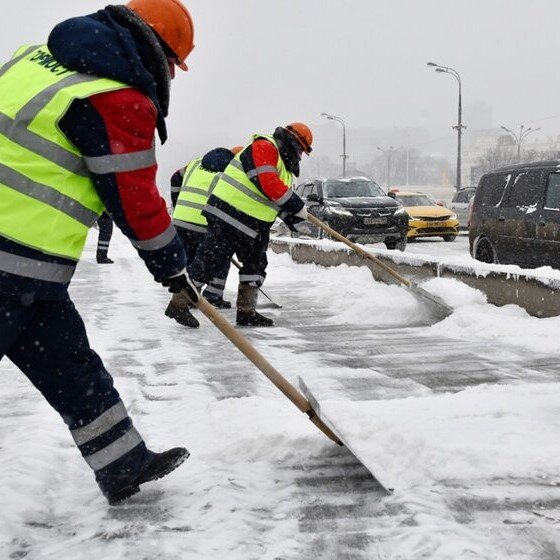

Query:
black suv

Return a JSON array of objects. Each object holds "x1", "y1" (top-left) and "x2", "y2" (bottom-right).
[
  {"x1": 294, "y1": 177, "x2": 409, "y2": 250},
  {"x1": 469, "y1": 160, "x2": 560, "y2": 268}
]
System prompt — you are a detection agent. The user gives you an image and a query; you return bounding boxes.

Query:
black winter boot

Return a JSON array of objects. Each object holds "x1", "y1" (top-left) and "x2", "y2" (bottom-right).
[
  {"x1": 236, "y1": 310, "x2": 274, "y2": 327},
  {"x1": 106, "y1": 447, "x2": 189, "y2": 505},
  {"x1": 236, "y1": 284, "x2": 274, "y2": 327},
  {"x1": 204, "y1": 294, "x2": 232, "y2": 309},
  {"x1": 96, "y1": 255, "x2": 114, "y2": 264},
  {"x1": 165, "y1": 292, "x2": 200, "y2": 328}
]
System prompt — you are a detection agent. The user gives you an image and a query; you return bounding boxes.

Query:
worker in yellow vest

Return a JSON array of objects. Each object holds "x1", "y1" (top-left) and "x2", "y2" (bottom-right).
[
  {"x1": 187, "y1": 124, "x2": 312, "y2": 327},
  {"x1": 167, "y1": 147, "x2": 240, "y2": 327},
  {"x1": 0, "y1": 0, "x2": 199, "y2": 505}
]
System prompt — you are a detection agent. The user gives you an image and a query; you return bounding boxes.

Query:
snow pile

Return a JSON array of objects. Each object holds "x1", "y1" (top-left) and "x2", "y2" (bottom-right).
[
  {"x1": 322, "y1": 382, "x2": 560, "y2": 489},
  {"x1": 268, "y1": 252, "x2": 430, "y2": 327},
  {"x1": 423, "y1": 277, "x2": 560, "y2": 353}
]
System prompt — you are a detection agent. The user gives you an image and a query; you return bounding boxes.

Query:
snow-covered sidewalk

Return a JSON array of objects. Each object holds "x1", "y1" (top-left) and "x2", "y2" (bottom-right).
[{"x1": 1, "y1": 229, "x2": 560, "y2": 559}]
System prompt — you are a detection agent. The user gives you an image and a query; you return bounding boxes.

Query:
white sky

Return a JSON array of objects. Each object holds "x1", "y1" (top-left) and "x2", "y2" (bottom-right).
[{"x1": 3, "y1": 1, "x2": 560, "y2": 178}]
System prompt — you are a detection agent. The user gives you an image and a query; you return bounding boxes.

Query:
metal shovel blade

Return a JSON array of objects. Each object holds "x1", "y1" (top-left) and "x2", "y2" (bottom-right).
[
  {"x1": 307, "y1": 214, "x2": 453, "y2": 320},
  {"x1": 407, "y1": 283, "x2": 453, "y2": 319}
]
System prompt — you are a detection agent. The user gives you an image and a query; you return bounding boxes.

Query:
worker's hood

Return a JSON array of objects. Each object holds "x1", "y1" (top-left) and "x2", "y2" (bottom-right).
[{"x1": 48, "y1": 5, "x2": 170, "y2": 143}]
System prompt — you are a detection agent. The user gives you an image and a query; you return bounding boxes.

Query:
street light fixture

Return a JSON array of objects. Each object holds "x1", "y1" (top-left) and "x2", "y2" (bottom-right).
[
  {"x1": 377, "y1": 146, "x2": 403, "y2": 189},
  {"x1": 321, "y1": 112, "x2": 348, "y2": 177},
  {"x1": 427, "y1": 61, "x2": 465, "y2": 191},
  {"x1": 500, "y1": 124, "x2": 542, "y2": 163}
]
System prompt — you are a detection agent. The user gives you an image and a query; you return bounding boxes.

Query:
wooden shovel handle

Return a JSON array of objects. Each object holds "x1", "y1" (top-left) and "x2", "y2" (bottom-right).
[
  {"x1": 196, "y1": 296, "x2": 342, "y2": 445},
  {"x1": 307, "y1": 214, "x2": 412, "y2": 287}
]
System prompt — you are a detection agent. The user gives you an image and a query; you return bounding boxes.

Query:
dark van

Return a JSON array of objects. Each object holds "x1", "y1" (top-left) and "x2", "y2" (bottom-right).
[{"x1": 469, "y1": 161, "x2": 560, "y2": 268}]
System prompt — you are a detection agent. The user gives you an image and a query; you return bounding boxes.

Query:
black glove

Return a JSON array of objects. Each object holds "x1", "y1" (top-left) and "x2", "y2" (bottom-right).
[
  {"x1": 280, "y1": 207, "x2": 308, "y2": 232},
  {"x1": 161, "y1": 270, "x2": 200, "y2": 303},
  {"x1": 281, "y1": 214, "x2": 306, "y2": 232}
]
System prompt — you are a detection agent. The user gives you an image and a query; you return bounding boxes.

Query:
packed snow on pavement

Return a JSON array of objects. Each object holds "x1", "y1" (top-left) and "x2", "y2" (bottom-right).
[{"x1": 1, "y1": 230, "x2": 560, "y2": 559}]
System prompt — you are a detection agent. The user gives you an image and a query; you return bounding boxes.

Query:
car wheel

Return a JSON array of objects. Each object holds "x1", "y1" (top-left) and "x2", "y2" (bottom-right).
[
  {"x1": 443, "y1": 234, "x2": 457, "y2": 242},
  {"x1": 475, "y1": 237, "x2": 496, "y2": 263},
  {"x1": 396, "y1": 236, "x2": 407, "y2": 251},
  {"x1": 385, "y1": 236, "x2": 407, "y2": 251}
]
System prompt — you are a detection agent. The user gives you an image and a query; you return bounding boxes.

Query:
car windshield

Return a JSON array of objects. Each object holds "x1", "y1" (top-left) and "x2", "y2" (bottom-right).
[
  {"x1": 396, "y1": 194, "x2": 435, "y2": 207},
  {"x1": 323, "y1": 180, "x2": 384, "y2": 198}
]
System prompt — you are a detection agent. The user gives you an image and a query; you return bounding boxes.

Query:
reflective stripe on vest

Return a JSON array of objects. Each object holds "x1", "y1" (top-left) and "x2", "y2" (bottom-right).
[
  {"x1": 203, "y1": 205, "x2": 259, "y2": 238},
  {"x1": 0, "y1": 250, "x2": 75, "y2": 283},
  {"x1": 130, "y1": 223, "x2": 177, "y2": 251},
  {"x1": 0, "y1": 44, "x2": 41, "y2": 80},
  {"x1": 172, "y1": 219, "x2": 207, "y2": 233},
  {"x1": 210, "y1": 134, "x2": 292, "y2": 224},
  {"x1": 0, "y1": 45, "x2": 130, "y2": 268},
  {"x1": 84, "y1": 147, "x2": 156, "y2": 175},
  {"x1": 173, "y1": 158, "x2": 220, "y2": 229}
]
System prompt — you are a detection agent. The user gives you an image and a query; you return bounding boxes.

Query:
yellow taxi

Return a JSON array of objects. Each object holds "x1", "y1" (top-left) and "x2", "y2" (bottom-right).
[{"x1": 391, "y1": 191, "x2": 459, "y2": 242}]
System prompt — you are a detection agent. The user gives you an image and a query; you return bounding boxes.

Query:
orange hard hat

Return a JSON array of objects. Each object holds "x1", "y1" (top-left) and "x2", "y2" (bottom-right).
[
  {"x1": 127, "y1": 0, "x2": 195, "y2": 71},
  {"x1": 285, "y1": 122, "x2": 313, "y2": 155},
  {"x1": 231, "y1": 146, "x2": 244, "y2": 155}
]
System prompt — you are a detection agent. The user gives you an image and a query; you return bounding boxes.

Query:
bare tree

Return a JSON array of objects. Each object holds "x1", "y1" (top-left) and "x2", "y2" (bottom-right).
[
  {"x1": 477, "y1": 143, "x2": 560, "y2": 176},
  {"x1": 523, "y1": 148, "x2": 560, "y2": 162},
  {"x1": 476, "y1": 145, "x2": 517, "y2": 175}
]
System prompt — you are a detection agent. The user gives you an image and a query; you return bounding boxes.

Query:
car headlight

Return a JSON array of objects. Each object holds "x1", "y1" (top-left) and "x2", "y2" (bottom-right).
[
  {"x1": 393, "y1": 207, "x2": 407, "y2": 216},
  {"x1": 327, "y1": 206, "x2": 353, "y2": 217},
  {"x1": 449, "y1": 213, "x2": 457, "y2": 220}
]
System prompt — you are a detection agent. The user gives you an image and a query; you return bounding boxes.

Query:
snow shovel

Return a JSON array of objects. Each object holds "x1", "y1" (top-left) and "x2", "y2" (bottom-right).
[
  {"x1": 194, "y1": 294, "x2": 341, "y2": 445},
  {"x1": 230, "y1": 258, "x2": 282, "y2": 309},
  {"x1": 307, "y1": 214, "x2": 453, "y2": 318}
]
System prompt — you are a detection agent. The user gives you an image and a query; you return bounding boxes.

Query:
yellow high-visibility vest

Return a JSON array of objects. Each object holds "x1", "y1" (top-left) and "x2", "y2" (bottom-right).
[
  {"x1": 210, "y1": 134, "x2": 292, "y2": 223},
  {"x1": 173, "y1": 158, "x2": 221, "y2": 232},
  {"x1": 0, "y1": 45, "x2": 131, "y2": 282}
]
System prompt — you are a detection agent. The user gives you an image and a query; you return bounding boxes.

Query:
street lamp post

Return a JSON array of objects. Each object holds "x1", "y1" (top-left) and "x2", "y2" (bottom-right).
[
  {"x1": 500, "y1": 124, "x2": 541, "y2": 163},
  {"x1": 427, "y1": 62, "x2": 466, "y2": 191},
  {"x1": 321, "y1": 112, "x2": 348, "y2": 177},
  {"x1": 377, "y1": 146, "x2": 403, "y2": 189},
  {"x1": 405, "y1": 148, "x2": 410, "y2": 187}
]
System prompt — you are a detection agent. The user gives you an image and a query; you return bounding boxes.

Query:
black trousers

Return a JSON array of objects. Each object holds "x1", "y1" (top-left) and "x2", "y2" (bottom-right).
[
  {"x1": 177, "y1": 226, "x2": 233, "y2": 299},
  {"x1": 188, "y1": 217, "x2": 269, "y2": 289},
  {"x1": 96, "y1": 212, "x2": 113, "y2": 259},
  {"x1": 0, "y1": 294, "x2": 149, "y2": 495}
]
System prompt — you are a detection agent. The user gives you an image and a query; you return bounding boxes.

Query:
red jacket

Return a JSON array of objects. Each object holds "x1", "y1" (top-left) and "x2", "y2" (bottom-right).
[{"x1": 58, "y1": 87, "x2": 186, "y2": 284}]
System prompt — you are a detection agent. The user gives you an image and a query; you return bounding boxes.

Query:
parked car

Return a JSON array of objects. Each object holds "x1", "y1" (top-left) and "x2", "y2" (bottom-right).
[
  {"x1": 449, "y1": 187, "x2": 477, "y2": 229},
  {"x1": 469, "y1": 160, "x2": 560, "y2": 268},
  {"x1": 391, "y1": 191, "x2": 459, "y2": 242},
  {"x1": 294, "y1": 177, "x2": 409, "y2": 250}
]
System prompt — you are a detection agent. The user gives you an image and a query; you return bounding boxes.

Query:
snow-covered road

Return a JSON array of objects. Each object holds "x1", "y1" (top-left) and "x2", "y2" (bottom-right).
[
  {"x1": 2, "y1": 229, "x2": 560, "y2": 560},
  {"x1": 398, "y1": 233, "x2": 471, "y2": 259}
]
